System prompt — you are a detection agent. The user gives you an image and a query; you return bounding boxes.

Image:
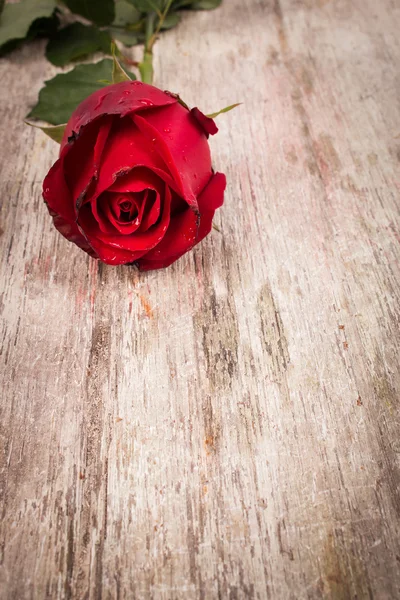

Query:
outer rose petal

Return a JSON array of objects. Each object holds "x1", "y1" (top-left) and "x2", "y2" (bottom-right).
[
  {"x1": 197, "y1": 171, "x2": 226, "y2": 212},
  {"x1": 43, "y1": 152, "x2": 75, "y2": 223},
  {"x1": 136, "y1": 172, "x2": 226, "y2": 271},
  {"x1": 133, "y1": 103, "x2": 212, "y2": 209},
  {"x1": 63, "y1": 116, "x2": 113, "y2": 204},
  {"x1": 61, "y1": 82, "x2": 178, "y2": 150},
  {"x1": 89, "y1": 117, "x2": 177, "y2": 201},
  {"x1": 141, "y1": 208, "x2": 197, "y2": 263},
  {"x1": 43, "y1": 119, "x2": 114, "y2": 252},
  {"x1": 190, "y1": 108, "x2": 218, "y2": 137},
  {"x1": 137, "y1": 252, "x2": 189, "y2": 271},
  {"x1": 51, "y1": 213, "x2": 98, "y2": 258}
]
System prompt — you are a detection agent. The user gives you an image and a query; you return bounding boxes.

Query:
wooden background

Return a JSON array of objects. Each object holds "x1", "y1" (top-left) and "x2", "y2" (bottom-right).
[{"x1": 1, "y1": 0, "x2": 400, "y2": 597}]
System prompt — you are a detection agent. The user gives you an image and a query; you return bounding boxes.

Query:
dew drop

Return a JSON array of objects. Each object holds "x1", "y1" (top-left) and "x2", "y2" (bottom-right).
[
  {"x1": 163, "y1": 127, "x2": 171, "y2": 133},
  {"x1": 140, "y1": 99, "x2": 154, "y2": 106},
  {"x1": 123, "y1": 90, "x2": 131, "y2": 96},
  {"x1": 152, "y1": 138, "x2": 157, "y2": 143},
  {"x1": 45, "y1": 187, "x2": 50, "y2": 193},
  {"x1": 182, "y1": 155, "x2": 188, "y2": 162},
  {"x1": 194, "y1": 173, "x2": 198, "y2": 179}
]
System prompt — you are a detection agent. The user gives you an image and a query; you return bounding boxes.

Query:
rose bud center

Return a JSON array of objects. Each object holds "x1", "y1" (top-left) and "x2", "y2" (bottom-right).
[{"x1": 118, "y1": 197, "x2": 138, "y2": 222}]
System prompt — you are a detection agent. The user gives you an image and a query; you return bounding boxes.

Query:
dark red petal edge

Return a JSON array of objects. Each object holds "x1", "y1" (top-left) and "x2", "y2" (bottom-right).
[{"x1": 190, "y1": 108, "x2": 218, "y2": 138}]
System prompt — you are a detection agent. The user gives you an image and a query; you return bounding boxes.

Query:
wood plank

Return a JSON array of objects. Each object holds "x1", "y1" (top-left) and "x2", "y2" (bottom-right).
[{"x1": 1, "y1": 0, "x2": 400, "y2": 597}]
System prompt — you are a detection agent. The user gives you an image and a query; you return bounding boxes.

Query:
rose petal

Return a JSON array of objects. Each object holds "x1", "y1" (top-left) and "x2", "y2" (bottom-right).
[
  {"x1": 107, "y1": 165, "x2": 163, "y2": 194},
  {"x1": 136, "y1": 172, "x2": 226, "y2": 271},
  {"x1": 61, "y1": 81, "x2": 178, "y2": 150},
  {"x1": 50, "y1": 211, "x2": 98, "y2": 258},
  {"x1": 98, "y1": 190, "x2": 148, "y2": 235},
  {"x1": 82, "y1": 231, "x2": 143, "y2": 265},
  {"x1": 43, "y1": 152, "x2": 75, "y2": 223},
  {"x1": 137, "y1": 251, "x2": 188, "y2": 271},
  {"x1": 142, "y1": 208, "x2": 197, "y2": 263},
  {"x1": 43, "y1": 146, "x2": 98, "y2": 254},
  {"x1": 76, "y1": 203, "x2": 147, "y2": 264},
  {"x1": 190, "y1": 108, "x2": 218, "y2": 137},
  {"x1": 132, "y1": 102, "x2": 212, "y2": 209},
  {"x1": 90, "y1": 116, "x2": 174, "y2": 200},
  {"x1": 198, "y1": 171, "x2": 226, "y2": 212},
  {"x1": 77, "y1": 180, "x2": 171, "y2": 265},
  {"x1": 63, "y1": 116, "x2": 113, "y2": 205},
  {"x1": 98, "y1": 184, "x2": 170, "y2": 251},
  {"x1": 136, "y1": 209, "x2": 215, "y2": 271},
  {"x1": 139, "y1": 189, "x2": 160, "y2": 231},
  {"x1": 192, "y1": 172, "x2": 226, "y2": 245}
]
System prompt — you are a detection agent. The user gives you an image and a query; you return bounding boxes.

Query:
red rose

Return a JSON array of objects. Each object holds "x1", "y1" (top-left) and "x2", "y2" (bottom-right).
[{"x1": 42, "y1": 81, "x2": 226, "y2": 270}]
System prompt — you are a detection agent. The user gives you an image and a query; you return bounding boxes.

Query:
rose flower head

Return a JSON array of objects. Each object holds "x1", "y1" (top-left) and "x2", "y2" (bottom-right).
[{"x1": 43, "y1": 81, "x2": 226, "y2": 270}]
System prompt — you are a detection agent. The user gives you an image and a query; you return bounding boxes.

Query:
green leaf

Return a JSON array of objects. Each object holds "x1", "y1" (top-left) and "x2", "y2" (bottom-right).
[
  {"x1": 190, "y1": 0, "x2": 222, "y2": 8},
  {"x1": 27, "y1": 59, "x2": 136, "y2": 125},
  {"x1": 127, "y1": 0, "x2": 163, "y2": 15},
  {"x1": 161, "y1": 11, "x2": 180, "y2": 29},
  {"x1": 25, "y1": 121, "x2": 66, "y2": 143},
  {"x1": 108, "y1": 27, "x2": 141, "y2": 46},
  {"x1": 63, "y1": 0, "x2": 115, "y2": 26},
  {"x1": 0, "y1": 0, "x2": 56, "y2": 52},
  {"x1": 111, "y1": 42, "x2": 133, "y2": 83},
  {"x1": 26, "y1": 11, "x2": 59, "y2": 38},
  {"x1": 172, "y1": 0, "x2": 221, "y2": 8},
  {"x1": 46, "y1": 23, "x2": 112, "y2": 66},
  {"x1": 108, "y1": 0, "x2": 143, "y2": 46},
  {"x1": 113, "y1": 0, "x2": 141, "y2": 26},
  {"x1": 206, "y1": 103, "x2": 241, "y2": 119}
]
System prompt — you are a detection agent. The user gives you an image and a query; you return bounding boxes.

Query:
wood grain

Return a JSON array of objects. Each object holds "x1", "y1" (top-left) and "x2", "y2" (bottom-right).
[{"x1": 1, "y1": 0, "x2": 400, "y2": 597}]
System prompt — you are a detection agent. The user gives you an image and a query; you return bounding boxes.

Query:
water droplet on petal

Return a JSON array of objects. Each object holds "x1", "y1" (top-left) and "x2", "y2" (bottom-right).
[
  {"x1": 163, "y1": 127, "x2": 171, "y2": 133},
  {"x1": 139, "y1": 99, "x2": 154, "y2": 106},
  {"x1": 45, "y1": 187, "x2": 50, "y2": 193}
]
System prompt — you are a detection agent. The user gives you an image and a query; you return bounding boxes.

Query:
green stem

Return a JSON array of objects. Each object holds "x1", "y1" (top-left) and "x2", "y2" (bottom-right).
[
  {"x1": 139, "y1": 12, "x2": 156, "y2": 84},
  {"x1": 138, "y1": 1, "x2": 174, "y2": 85},
  {"x1": 147, "y1": 0, "x2": 173, "y2": 51},
  {"x1": 139, "y1": 51, "x2": 154, "y2": 84}
]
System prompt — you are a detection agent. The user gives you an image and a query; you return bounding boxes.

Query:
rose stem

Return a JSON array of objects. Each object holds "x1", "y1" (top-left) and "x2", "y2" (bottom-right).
[
  {"x1": 139, "y1": 0, "x2": 174, "y2": 85},
  {"x1": 139, "y1": 12, "x2": 156, "y2": 84}
]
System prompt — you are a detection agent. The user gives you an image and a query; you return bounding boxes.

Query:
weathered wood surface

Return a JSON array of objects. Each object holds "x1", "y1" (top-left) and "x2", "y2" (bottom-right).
[{"x1": 1, "y1": 0, "x2": 400, "y2": 597}]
